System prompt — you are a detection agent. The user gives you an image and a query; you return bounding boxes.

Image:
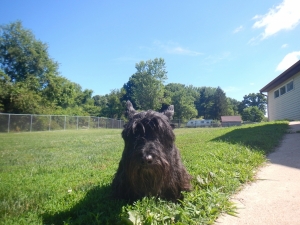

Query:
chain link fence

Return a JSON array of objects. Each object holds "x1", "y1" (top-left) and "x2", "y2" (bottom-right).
[
  {"x1": 171, "y1": 119, "x2": 223, "y2": 128},
  {"x1": 171, "y1": 119, "x2": 188, "y2": 128},
  {"x1": 0, "y1": 113, "x2": 125, "y2": 133},
  {"x1": 0, "y1": 114, "x2": 237, "y2": 133}
]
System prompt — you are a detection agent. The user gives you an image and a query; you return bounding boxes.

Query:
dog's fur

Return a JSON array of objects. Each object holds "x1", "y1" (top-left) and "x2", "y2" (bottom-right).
[{"x1": 111, "y1": 101, "x2": 192, "y2": 202}]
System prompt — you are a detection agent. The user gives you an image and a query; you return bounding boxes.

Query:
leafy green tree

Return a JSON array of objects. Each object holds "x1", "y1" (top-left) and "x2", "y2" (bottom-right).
[
  {"x1": 128, "y1": 58, "x2": 168, "y2": 110},
  {"x1": 42, "y1": 75, "x2": 79, "y2": 108},
  {"x1": 75, "y1": 88, "x2": 94, "y2": 105},
  {"x1": 0, "y1": 21, "x2": 84, "y2": 114},
  {"x1": 8, "y1": 84, "x2": 43, "y2": 114},
  {"x1": 82, "y1": 104, "x2": 100, "y2": 117},
  {"x1": 194, "y1": 87, "x2": 216, "y2": 119},
  {"x1": 242, "y1": 106, "x2": 264, "y2": 122},
  {"x1": 0, "y1": 21, "x2": 101, "y2": 115},
  {"x1": 0, "y1": 22, "x2": 246, "y2": 121},
  {"x1": 0, "y1": 70, "x2": 11, "y2": 112},
  {"x1": 165, "y1": 83, "x2": 197, "y2": 119},
  {"x1": 101, "y1": 89, "x2": 125, "y2": 119},
  {"x1": 51, "y1": 106, "x2": 89, "y2": 116},
  {"x1": 93, "y1": 95, "x2": 108, "y2": 108},
  {"x1": 121, "y1": 79, "x2": 137, "y2": 109},
  {"x1": 185, "y1": 85, "x2": 200, "y2": 100},
  {"x1": 227, "y1": 97, "x2": 241, "y2": 116},
  {"x1": 238, "y1": 93, "x2": 267, "y2": 115},
  {"x1": 0, "y1": 70, "x2": 53, "y2": 114},
  {"x1": 211, "y1": 86, "x2": 228, "y2": 120},
  {"x1": 0, "y1": 21, "x2": 59, "y2": 85}
]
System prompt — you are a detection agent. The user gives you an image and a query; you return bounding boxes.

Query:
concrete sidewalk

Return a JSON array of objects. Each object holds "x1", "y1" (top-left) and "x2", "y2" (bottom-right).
[{"x1": 216, "y1": 121, "x2": 300, "y2": 225}]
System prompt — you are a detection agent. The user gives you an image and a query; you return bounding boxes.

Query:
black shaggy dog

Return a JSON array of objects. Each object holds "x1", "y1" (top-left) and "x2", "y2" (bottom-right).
[{"x1": 111, "y1": 101, "x2": 192, "y2": 202}]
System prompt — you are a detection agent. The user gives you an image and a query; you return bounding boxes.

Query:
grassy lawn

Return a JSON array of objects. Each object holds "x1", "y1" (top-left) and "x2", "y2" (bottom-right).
[{"x1": 0, "y1": 121, "x2": 288, "y2": 225}]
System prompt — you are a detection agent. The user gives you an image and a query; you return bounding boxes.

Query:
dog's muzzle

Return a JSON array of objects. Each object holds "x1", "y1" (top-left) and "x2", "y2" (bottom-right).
[{"x1": 142, "y1": 154, "x2": 153, "y2": 164}]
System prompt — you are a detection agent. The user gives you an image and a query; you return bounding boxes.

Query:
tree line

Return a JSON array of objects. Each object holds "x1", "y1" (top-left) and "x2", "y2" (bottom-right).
[{"x1": 0, "y1": 21, "x2": 267, "y2": 122}]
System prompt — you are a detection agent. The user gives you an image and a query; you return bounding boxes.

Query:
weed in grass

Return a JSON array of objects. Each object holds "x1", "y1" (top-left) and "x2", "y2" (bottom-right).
[{"x1": 0, "y1": 122, "x2": 289, "y2": 224}]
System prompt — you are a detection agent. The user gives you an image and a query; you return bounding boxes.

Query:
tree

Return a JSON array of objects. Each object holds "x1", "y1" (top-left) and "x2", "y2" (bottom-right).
[
  {"x1": 211, "y1": 87, "x2": 228, "y2": 120},
  {"x1": 0, "y1": 70, "x2": 11, "y2": 112},
  {"x1": 120, "y1": 78, "x2": 138, "y2": 109},
  {"x1": 93, "y1": 95, "x2": 108, "y2": 108},
  {"x1": 42, "y1": 75, "x2": 79, "y2": 108},
  {"x1": 0, "y1": 21, "x2": 100, "y2": 115},
  {"x1": 8, "y1": 82, "x2": 44, "y2": 114},
  {"x1": 165, "y1": 83, "x2": 197, "y2": 120},
  {"x1": 101, "y1": 89, "x2": 125, "y2": 119},
  {"x1": 227, "y1": 97, "x2": 241, "y2": 116},
  {"x1": 238, "y1": 93, "x2": 267, "y2": 115},
  {"x1": 194, "y1": 87, "x2": 216, "y2": 119},
  {"x1": 128, "y1": 58, "x2": 168, "y2": 110},
  {"x1": 0, "y1": 21, "x2": 59, "y2": 86},
  {"x1": 242, "y1": 106, "x2": 264, "y2": 122},
  {"x1": 0, "y1": 69, "x2": 52, "y2": 114}
]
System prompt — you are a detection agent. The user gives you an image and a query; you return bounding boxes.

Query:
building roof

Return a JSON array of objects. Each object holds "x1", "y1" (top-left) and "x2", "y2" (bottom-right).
[
  {"x1": 260, "y1": 60, "x2": 300, "y2": 93},
  {"x1": 221, "y1": 116, "x2": 242, "y2": 122}
]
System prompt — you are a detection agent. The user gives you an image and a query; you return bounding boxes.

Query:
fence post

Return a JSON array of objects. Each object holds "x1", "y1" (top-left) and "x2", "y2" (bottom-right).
[
  {"x1": 98, "y1": 117, "x2": 99, "y2": 129},
  {"x1": 77, "y1": 116, "x2": 79, "y2": 130},
  {"x1": 30, "y1": 115, "x2": 33, "y2": 132},
  {"x1": 8, "y1": 114, "x2": 10, "y2": 133},
  {"x1": 64, "y1": 116, "x2": 66, "y2": 130},
  {"x1": 49, "y1": 115, "x2": 51, "y2": 131},
  {"x1": 88, "y1": 116, "x2": 90, "y2": 129}
]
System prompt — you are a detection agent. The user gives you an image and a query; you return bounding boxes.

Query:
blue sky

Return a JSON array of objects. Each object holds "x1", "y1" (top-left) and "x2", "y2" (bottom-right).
[{"x1": 1, "y1": 0, "x2": 300, "y2": 101}]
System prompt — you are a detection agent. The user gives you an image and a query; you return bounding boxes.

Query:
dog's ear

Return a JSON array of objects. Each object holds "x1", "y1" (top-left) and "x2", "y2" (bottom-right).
[
  {"x1": 162, "y1": 105, "x2": 174, "y2": 120},
  {"x1": 125, "y1": 100, "x2": 136, "y2": 119}
]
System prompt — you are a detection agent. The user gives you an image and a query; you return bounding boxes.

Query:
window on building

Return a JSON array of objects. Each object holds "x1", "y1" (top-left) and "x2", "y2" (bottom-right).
[
  {"x1": 274, "y1": 90, "x2": 279, "y2": 98},
  {"x1": 274, "y1": 80, "x2": 294, "y2": 99},
  {"x1": 287, "y1": 81, "x2": 293, "y2": 92},
  {"x1": 280, "y1": 86, "x2": 286, "y2": 95}
]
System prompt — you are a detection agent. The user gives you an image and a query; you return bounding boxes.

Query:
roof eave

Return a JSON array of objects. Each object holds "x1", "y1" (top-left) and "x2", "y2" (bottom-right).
[{"x1": 260, "y1": 60, "x2": 300, "y2": 93}]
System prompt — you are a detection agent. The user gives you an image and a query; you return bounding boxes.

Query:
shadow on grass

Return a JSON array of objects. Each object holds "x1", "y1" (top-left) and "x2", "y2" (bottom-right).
[
  {"x1": 211, "y1": 123, "x2": 289, "y2": 155},
  {"x1": 42, "y1": 184, "x2": 127, "y2": 225}
]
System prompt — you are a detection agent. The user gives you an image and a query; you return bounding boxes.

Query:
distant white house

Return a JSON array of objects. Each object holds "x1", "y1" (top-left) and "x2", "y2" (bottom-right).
[
  {"x1": 186, "y1": 119, "x2": 213, "y2": 127},
  {"x1": 260, "y1": 60, "x2": 300, "y2": 121}
]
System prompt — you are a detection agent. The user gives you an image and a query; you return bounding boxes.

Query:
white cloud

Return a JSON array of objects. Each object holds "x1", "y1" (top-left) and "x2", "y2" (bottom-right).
[
  {"x1": 276, "y1": 51, "x2": 300, "y2": 71},
  {"x1": 247, "y1": 37, "x2": 260, "y2": 45},
  {"x1": 250, "y1": 83, "x2": 255, "y2": 86},
  {"x1": 252, "y1": 0, "x2": 300, "y2": 39},
  {"x1": 153, "y1": 40, "x2": 202, "y2": 56},
  {"x1": 281, "y1": 43, "x2": 288, "y2": 48},
  {"x1": 233, "y1": 25, "x2": 244, "y2": 33}
]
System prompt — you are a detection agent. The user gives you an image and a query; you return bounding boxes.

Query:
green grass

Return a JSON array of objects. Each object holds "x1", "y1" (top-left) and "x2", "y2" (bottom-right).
[{"x1": 0, "y1": 121, "x2": 289, "y2": 225}]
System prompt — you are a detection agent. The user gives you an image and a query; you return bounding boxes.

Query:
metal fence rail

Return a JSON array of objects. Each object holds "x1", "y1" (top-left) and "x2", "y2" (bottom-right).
[
  {"x1": 0, "y1": 113, "x2": 246, "y2": 133},
  {"x1": 171, "y1": 119, "x2": 188, "y2": 128},
  {"x1": 0, "y1": 113, "x2": 125, "y2": 133}
]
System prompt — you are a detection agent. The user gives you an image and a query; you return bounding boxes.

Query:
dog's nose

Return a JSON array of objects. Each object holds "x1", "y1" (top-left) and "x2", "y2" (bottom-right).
[{"x1": 145, "y1": 155, "x2": 153, "y2": 164}]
